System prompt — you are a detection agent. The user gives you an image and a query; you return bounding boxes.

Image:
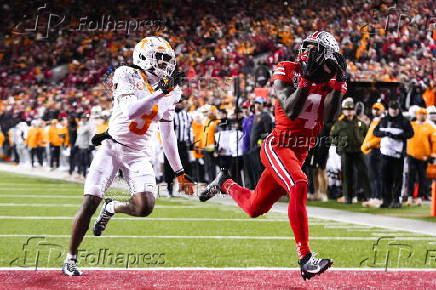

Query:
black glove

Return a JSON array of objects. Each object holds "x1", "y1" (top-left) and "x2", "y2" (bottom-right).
[
  {"x1": 91, "y1": 131, "x2": 112, "y2": 146},
  {"x1": 300, "y1": 48, "x2": 331, "y2": 83},
  {"x1": 88, "y1": 145, "x2": 96, "y2": 152},
  {"x1": 333, "y1": 52, "x2": 348, "y2": 82},
  {"x1": 157, "y1": 70, "x2": 185, "y2": 94}
]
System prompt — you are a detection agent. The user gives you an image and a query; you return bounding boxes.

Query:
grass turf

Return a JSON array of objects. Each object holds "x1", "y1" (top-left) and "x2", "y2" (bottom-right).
[
  {"x1": 0, "y1": 171, "x2": 435, "y2": 269},
  {"x1": 307, "y1": 200, "x2": 436, "y2": 223}
]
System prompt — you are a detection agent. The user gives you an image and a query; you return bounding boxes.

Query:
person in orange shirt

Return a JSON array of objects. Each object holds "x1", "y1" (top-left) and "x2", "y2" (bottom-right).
[
  {"x1": 200, "y1": 105, "x2": 220, "y2": 183},
  {"x1": 191, "y1": 111, "x2": 205, "y2": 183},
  {"x1": 48, "y1": 119, "x2": 66, "y2": 169},
  {"x1": 406, "y1": 108, "x2": 435, "y2": 206},
  {"x1": 26, "y1": 120, "x2": 43, "y2": 167},
  {"x1": 361, "y1": 103, "x2": 385, "y2": 207},
  {"x1": 0, "y1": 130, "x2": 4, "y2": 158}
]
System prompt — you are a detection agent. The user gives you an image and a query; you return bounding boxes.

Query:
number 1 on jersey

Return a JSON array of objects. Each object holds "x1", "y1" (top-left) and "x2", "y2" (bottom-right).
[{"x1": 129, "y1": 105, "x2": 158, "y2": 135}]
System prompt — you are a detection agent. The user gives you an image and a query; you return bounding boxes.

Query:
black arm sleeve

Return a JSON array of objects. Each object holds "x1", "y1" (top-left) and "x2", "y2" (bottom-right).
[{"x1": 392, "y1": 118, "x2": 414, "y2": 140}]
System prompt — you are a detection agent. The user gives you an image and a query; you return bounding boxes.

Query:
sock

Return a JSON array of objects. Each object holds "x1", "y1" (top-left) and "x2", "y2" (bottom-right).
[
  {"x1": 222, "y1": 179, "x2": 255, "y2": 216},
  {"x1": 65, "y1": 253, "x2": 77, "y2": 262},
  {"x1": 288, "y1": 181, "x2": 310, "y2": 259}
]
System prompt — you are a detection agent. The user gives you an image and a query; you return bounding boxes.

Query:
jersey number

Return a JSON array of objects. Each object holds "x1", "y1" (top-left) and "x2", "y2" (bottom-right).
[
  {"x1": 298, "y1": 94, "x2": 322, "y2": 129},
  {"x1": 129, "y1": 105, "x2": 158, "y2": 135}
]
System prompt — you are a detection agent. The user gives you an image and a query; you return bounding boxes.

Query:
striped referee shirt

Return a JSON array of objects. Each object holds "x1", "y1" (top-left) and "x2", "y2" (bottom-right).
[{"x1": 173, "y1": 110, "x2": 192, "y2": 143}]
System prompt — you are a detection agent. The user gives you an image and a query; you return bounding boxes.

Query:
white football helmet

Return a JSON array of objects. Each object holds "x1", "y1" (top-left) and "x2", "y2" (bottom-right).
[
  {"x1": 133, "y1": 37, "x2": 176, "y2": 78},
  {"x1": 298, "y1": 31, "x2": 339, "y2": 62}
]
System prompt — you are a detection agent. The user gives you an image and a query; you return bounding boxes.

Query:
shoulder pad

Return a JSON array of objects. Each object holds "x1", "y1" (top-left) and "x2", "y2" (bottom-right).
[
  {"x1": 113, "y1": 65, "x2": 139, "y2": 80},
  {"x1": 272, "y1": 61, "x2": 301, "y2": 83}
]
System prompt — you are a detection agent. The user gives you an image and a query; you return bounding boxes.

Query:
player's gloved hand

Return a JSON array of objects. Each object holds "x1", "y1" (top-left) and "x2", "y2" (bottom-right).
[
  {"x1": 333, "y1": 52, "x2": 348, "y2": 82},
  {"x1": 300, "y1": 47, "x2": 327, "y2": 84},
  {"x1": 157, "y1": 70, "x2": 185, "y2": 94},
  {"x1": 176, "y1": 171, "x2": 195, "y2": 195},
  {"x1": 91, "y1": 131, "x2": 112, "y2": 146}
]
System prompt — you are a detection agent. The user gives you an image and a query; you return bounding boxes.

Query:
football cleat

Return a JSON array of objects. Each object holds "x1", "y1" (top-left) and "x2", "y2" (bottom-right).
[
  {"x1": 299, "y1": 252, "x2": 333, "y2": 281},
  {"x1": 199, "y1": 169, "x2": 230, "y2": 202},
  {"x1": 93, "y1": 198, "x2": 114, "y2": 236},
  {"x1": 62, "y1": 259, "x2": 82, "y2": 276}
]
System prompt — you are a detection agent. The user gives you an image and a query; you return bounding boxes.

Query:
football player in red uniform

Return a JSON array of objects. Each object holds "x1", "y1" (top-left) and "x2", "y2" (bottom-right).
[{"x1": 199, "y1": 31, "x2": 347, "y2": 280}]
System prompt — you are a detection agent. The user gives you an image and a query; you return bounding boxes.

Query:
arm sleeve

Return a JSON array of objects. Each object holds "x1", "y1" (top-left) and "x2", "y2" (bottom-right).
[
  {"x1": 159, "y1": 121, "x2": 183, "y2": 173},
  {"x1": 394, "y1": 118, "x2": 414, "y2": 139}
]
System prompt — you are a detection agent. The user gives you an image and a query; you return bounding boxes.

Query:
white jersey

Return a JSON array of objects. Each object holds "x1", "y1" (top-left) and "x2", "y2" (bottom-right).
[{"x1": 108, "y1": 65, "x2": 181, "y2": 153}]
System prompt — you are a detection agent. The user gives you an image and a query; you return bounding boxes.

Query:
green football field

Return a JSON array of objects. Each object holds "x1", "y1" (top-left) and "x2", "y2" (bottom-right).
[{"x1": 1, "y1": 171, "x2": 436, "y2": 270}]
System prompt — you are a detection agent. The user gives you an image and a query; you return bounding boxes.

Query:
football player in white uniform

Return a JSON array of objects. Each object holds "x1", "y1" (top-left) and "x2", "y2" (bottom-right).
[{"x1": 63, "y1": 37, "x2": 194, "y2": 276}]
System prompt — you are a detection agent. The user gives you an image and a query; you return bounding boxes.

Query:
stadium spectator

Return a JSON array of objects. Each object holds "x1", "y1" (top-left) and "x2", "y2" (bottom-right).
[
  {"x1": 75, "y1": 114, "x2": 91, "y2": 179},
  {"x1": 48, "y1": 119, "x2": 65, "y2": 169},
  {"x1": 330, "y1": 98, "x2": 370, "y2": 204},
  {"x1": 67, "y1": 115, "x2": 79, "y2": 176},
  {"x1": 405, "y1": 108, "x2": 435, "y2": 206},
  {"x1": 215, "y1": 110, "x2": 244, "y2": 184},
  {"x1": 163, "y1": 101, "x2": 192, "y2": 196},
  {"x1": 374, "y1": 100, "x2": 414, "y2": 208},
  {"x1": 249, "y1": 97, "x2": 272, "y2": 184},
  {"x1": 361, "y1": 102, "x2": 385, "y2": 208},
  {"x1": 191, "y1": 111, "x2": 206, "y2": 183},
  {"x1": 307, "y1": 122, "x2": 332, "y2": 202},
  {"x1": 241, "y1": 101, "x2": 256, "y2": 189},
  {"x1": 200, "y1": 106, "x2": 219, "y2": 183},
  {"x1": 26, "y1": 120, "x2": 43, "y2": 167}
]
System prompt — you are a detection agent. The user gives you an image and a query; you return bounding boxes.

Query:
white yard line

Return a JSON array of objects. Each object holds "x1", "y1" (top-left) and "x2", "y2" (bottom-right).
[
  {"x1": 0, "y1": 203, "x2": 211, "y2": 208},
  {"x1": 0, "y1": 234, "x2": 435, "y2": 240},
  {"x1": 1, "y1": 267, "x2": 436, "y2": 271},
  {"x1": 0, "y1": 194, "x2": 83, "y2": 199},
  {"x1": 0, "y1": 216, "x2": 289, "y2": 222},
  {"x1": 0, "y1": 188, "x2": 82, "y2": 192}
]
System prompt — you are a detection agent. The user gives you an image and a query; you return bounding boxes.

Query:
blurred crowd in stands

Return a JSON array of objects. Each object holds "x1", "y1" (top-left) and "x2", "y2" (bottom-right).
[{"x1": 0, "y1": 0, "x2": 435, "y2": 205}]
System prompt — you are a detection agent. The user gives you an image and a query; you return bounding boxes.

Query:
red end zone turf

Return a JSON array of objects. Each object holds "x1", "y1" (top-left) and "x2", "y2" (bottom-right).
[{"x1": 1, "y1": 269, "x2": 434, "y2": 289}]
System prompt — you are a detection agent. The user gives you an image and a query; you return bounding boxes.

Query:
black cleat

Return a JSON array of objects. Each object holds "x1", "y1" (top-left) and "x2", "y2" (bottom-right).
[
  {"x1": 299, "y1": 252, "x2": 333, "y2": 281},
  {"x1": 199, "y1": 169, "x2": 230, "y2": 202},
  {"x1": 93, "y1": 198, "x2": 114, "y2": 236},
  {"x1": 62, "y1": 259, "x2": 82, "y2": 276}
]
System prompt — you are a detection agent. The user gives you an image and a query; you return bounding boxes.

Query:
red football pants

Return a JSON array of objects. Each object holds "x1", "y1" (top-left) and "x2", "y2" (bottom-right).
[{"x1": 222, "y1": 134, "x2": 310, "y2": 259}]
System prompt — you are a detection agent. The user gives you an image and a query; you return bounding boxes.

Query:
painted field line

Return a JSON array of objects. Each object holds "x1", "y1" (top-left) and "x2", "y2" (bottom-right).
[
  {"x1": 0, "y1": 194, "x2": 83, "y2": 199},
  {"x1": 0, "y1": 203, "x2": 212, "y2": 208},
  {"x1": 0, "y1": 188, "x2": 82, "y2": 192},
  {"x1": 371, "y1": 232, "x2": 426, "y2": 237},
  {"x1": 1, "y1": 267, "x2": 436, "y2": 271},
  {"x1": 0, "y1": 234, "x2": 435, "y2": 240},
  {"x1": 0, "y1": 216, "x2": 289, "y2": 222},
  {"x1": 0, "y1": 183, "x2": 79, "y2": 186}
]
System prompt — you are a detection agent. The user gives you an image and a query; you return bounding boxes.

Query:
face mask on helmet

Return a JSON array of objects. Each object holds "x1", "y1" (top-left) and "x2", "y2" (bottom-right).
[
  {"x1": 297, "y1": 31, "x2": 338, "y2": 62},
  {"x1": 298, "y1": 41, "x2": 325, "y2": 62},
  {"x1": 133, "y1": 37, "x2": 176, "y2": 79},
  {"x1": 152, "y1": 52, "x2": 176, "y2": 78}
]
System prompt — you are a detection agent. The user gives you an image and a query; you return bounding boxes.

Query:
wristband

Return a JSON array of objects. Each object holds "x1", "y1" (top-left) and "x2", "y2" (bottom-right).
[
  {"x1": 175, "y1": 170, "x2": 185, "y2": 177},
  {"x1": 298, "y1": 77, "x2": 312, "y2": 89},
  {"x1": 332, "y1": 81, "x2": 344, "y2": 91}
]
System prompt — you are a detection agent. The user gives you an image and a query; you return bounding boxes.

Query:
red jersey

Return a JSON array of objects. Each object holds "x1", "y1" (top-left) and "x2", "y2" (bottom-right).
[{"x1": 271, "y1": 61, "x2": 343, "y2": 151}]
